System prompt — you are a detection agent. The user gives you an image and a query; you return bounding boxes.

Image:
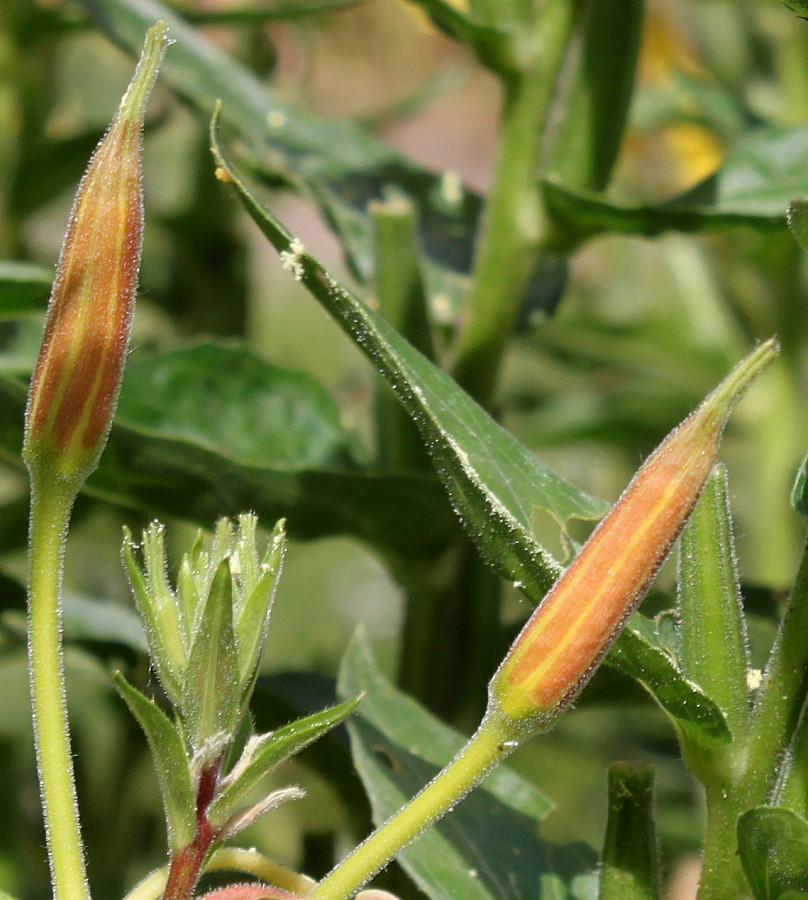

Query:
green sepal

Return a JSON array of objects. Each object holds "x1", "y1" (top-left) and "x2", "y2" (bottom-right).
[
  {"x1": 598, "y1": 762, "x2": 661, "y2": 900},
  {"x1": 113, "y1": 672, "x2": 196, "y2": 852},
  {"x1": 234, "y1": 517, "x2": 285, "y2": 690},
  {"x1": 607, "y1": 615, "x2": 731, "y2": 744},
  {"x1": 122, "y1": 525, "x2": 185, "y2": 704},
  {"x1": 677, "y1": 464, "x2": 749, "y2": 741},
  {"x1": 207, "y1": 694, "x2": 362, "y2": 829},
  {"x1": 738, "y1": 806, "x2": 808, "y2": 899},
  {"x1": 181, "y1": 558, "x2": 241, "y2": 752}
]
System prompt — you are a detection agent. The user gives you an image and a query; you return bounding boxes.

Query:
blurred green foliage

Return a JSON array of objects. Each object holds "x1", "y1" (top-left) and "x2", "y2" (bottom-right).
[{"x1": 2, "y1": 0, "x2": 808, "y2": 898}]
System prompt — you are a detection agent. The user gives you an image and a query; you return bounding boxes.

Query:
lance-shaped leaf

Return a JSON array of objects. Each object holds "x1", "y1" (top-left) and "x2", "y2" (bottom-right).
[
  {"x1": 677, "y1": 464, "x2": 749, "y2": 742},
  {"x1": 738, "y1": 807, "x2": 808, "y2": 899},
  {"x1": 598, "y1": 763, "x2": 660, "y2": 900},
  {"x1": 234, "y1": 517, "x2": 285, "y2": 691},
  {"x1": 182, "y1": 559, "x2": 241, "y2": 752},
  {"x1": 208, "y1": 695, "x2": 361, "y2": 830},
  {"x1": 211, "y1": 118, "x2": 608, "y2": 602},
  {"x1": 114, "y1": 673, "x2": 196, "y2": 852},
  {"x1": 606, "y1": 617, "x2": 731, "y2": 744},
  {"x1": 123, "y1": 523, "x2": 186, "y2": 705}
]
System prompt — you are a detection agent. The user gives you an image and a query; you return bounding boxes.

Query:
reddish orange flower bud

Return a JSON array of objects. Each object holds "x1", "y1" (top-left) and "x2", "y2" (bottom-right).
[
  {"x1": 23, "y1": 22, "x2": 168, "y2": 487},
  {"x1": 489, "y1": 339, "x2": 778, "y2": 734}
]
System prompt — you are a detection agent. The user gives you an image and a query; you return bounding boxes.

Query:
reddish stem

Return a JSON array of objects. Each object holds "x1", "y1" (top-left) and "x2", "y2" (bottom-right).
[{"x1": 163, "y1": 762, "x2": 221, "y2": 900}]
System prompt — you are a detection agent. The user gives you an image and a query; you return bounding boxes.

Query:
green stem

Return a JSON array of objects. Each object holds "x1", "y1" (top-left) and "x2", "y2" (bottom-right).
[
  {"x1": 27, "y1": 476, "x2": 90, "y2": 900},
  {"x1": 451, "y1": 0, "x2": 575, "y2": 406},
  {"x1": 742, "y1": 535, "x2": 808, "y2": 803},
  {"x1": 309, "y1": 713, "x2": 515, "y2": 899},
  {"x1": 695, "y1": 774, "x2": 749, "y2": 900}
]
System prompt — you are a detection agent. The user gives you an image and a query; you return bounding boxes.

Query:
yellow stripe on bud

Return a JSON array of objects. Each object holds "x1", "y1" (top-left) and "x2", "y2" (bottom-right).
[
  {"x1": 23, "y1": 22, "x2": 169, "y2": 487},
  {"x1": 489, "y1": 338, "x2": 779, "y2": 734}
]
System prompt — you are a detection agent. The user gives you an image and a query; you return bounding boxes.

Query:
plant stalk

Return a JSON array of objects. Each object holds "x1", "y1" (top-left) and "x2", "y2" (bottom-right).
[
  {"x1": 27, "y1": 477, "x2": 90, "y2": 900},
  {"x1": 451, "y1": 0, "x2": 575, "y2": 406},
  {"x1": 309, "y1": 713, "x2": 515, "y2": 899}
]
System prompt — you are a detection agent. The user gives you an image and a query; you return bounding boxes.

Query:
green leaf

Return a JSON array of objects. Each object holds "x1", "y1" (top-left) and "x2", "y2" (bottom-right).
[
  {"x1": 738, "y1": 807, "x2": 808, "y2": 899},
  {"x1": 544, "y1": 125, "x2": 808, "y2": 248},
  {"x1": 182, "y1": 559, "x2": 241, "y2": 750},
  {"x1": 546, "y1": 0, "x2": 643, "y2": 193},
  {"x1": 598, "y1": 763, "x2": 660, "y2": 900},
  {"x1": 338, "y1": 633, "x2": 600, "y2": 900},
  {"x1": 0, "y1": 350, "x2": 458, "y2": 556},
  {"x1": 118, "y1": 343, "x2": 350, "y2": 469},
  {"x1": 0, "y1": 262, "x2": 52, "y2": 318},
  {"x1": 207, "y1": 695, "x2": 362, "y2": 829},
  {"x1": 235, "y1": 518, "x2": 285, "y2": 689},
  {"x1": 78, "y1": 0, "x2": 482, "y2": 283},
  {"x1": 677, "y1": 465, "x2": 749, "y2": 741},
  {"x1": 113, "y1": 673, "x2": 196, "y2": 851},
  {"x1": 784, "y1": 0, "x2": 808, "y2": 19},
  {"x1": 606, "y1": 614, "x2": 731, "y2": 744},
  {"x1": 211, "y1": 129, "x2": 608, "y2": 601},
  {"x1": 123, "y1": 524, "x2": 186, "y2": 704}
]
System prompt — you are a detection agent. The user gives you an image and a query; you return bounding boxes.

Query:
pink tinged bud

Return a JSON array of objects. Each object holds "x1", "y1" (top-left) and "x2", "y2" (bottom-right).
[
  {"x1": 23, "y1": 22, "x2": 169, "y2": 486},
  {"x1": 489, "y1": 339, "x2": 779, "y2": 733}
]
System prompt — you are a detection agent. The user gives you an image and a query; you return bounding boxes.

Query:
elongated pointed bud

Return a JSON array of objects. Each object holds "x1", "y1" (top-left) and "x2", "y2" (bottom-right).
[
  {"x1": 489, "y1": 339, "x2": 779, "y2": 735},
  {"x1": 23, "y1": 22, "x2": 169, "y2": 487}
]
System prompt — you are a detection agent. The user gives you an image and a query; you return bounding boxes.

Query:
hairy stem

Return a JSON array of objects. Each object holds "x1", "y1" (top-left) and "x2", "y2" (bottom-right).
[
  {"x1": 27, "y1": 478, "x2": 89, "y2": 900},
  {"x1": 309, "y1": 714, "x2": 514, "y2": 899}
]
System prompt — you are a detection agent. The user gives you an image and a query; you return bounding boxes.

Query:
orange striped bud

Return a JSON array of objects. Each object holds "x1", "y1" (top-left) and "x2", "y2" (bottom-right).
[
  {"x1": 23, "y1": 22, "x2": 168, "y2": 487},
  {"x1": 489, "y1": 339, "x2": 778, "y2": 734}
]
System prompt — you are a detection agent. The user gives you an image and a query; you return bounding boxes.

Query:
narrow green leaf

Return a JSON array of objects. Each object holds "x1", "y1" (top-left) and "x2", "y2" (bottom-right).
[
  {"x1": 677, "y1": 464, "x2": 749, "y2": 740},
  {"x1": 113, "y1": 673, "x2": 196, "y2": 851},
  {"x1": 544, "y1": 125, "x2": 808, "y2": 248},
  {"x1": 235, "y1": 518, "x2": 285, "y2": 689},
  {"x1": 371, "y1": 196, "x2": 434, "y2": 472},
  {"x1": 180, "y1": 0, "x2": 367, "y2": 23},
  {"x1": 212, "y1": 125, "x2": 608, "y2": 602},
  {"x1": 123, "y1": 525, "x2": 186, "y2": 704},
  {"x1": 182, "y1": 559, "x2": 241, "y2": 751},
  {"x1": 598, "y1": 763, "x2": 660, "y2": 900},
  {"x1": 207, "y1": 695, "x2": 361, "y2": 829},
  {"x1": 337, "y1": 633, "x2": 600, "y2": 900},
  {"x1": 546, "y1": 0, "x2": 643, "y2": 193},
  {"x1": 738, "y1": 807, "x2": 808, "y2": 899},
  {"x1": 0, "y1": 261, "x2": 53, "y2": 318},
  {"x1": 742, "y1": 542, "x2": 808, "y2": 806},
  {"x1": 543, "y1": 180, "x2": 784, "y2": 251},
  {"x1": 606, "y1": 615, "x2": 731, "y2": 744}
]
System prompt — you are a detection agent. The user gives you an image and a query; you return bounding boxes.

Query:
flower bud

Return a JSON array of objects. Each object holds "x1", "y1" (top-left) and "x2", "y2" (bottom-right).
[
  {"x1": 23, "y1": 22, "x2": 168, "y2": 487},
  {"x1": 489, "y1": 338, "x2": 779, "y2": 735}
]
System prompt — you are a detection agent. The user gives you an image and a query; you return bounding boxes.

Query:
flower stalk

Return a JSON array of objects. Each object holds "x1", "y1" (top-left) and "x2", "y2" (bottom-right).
[
  {"x1": 310, "y1": 339, "x2": 778, "y2": 900},
  {"x1": 22, "y1": 23, "x2": 168, "y2": 900}
]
